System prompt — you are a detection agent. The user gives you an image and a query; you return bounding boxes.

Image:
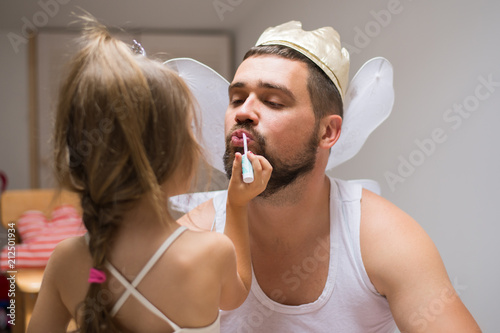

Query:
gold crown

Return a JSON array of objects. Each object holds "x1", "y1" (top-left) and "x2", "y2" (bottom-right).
[{"x1": 256, "y1": 21, "x2": 350, "y2": 100}]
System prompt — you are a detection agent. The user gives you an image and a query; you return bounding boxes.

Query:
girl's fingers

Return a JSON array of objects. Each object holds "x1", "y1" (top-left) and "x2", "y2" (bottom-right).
[
  {"x1": 232, "y1": 152, "x2": 243, "y2": 175},
  {"x1": 247, "y1": 152, "x2": 261, "y2": 173},
  {"x1": 246, "y1": 152, "x2": 272, "y2": 184},
  {"x1": 247, "y1": 152, "x2": 272, "y2": 172}
]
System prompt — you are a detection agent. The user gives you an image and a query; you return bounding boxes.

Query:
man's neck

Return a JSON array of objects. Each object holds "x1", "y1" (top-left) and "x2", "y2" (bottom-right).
[{"x1": 247, "y1": 172, "x2": 331, "y2": 249}]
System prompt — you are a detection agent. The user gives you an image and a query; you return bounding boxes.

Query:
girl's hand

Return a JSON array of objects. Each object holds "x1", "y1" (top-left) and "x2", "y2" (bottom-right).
[{"x1": 227, "y1": 152, "x2": 272, "y2": 207}]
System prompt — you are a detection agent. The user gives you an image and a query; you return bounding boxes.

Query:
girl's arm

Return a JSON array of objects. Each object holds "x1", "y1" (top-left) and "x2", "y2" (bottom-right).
[
  {"x1": 220, "y1": 152, "x2": 271, "y2": 309},
  {"x1": 27, "y1": 240, "x2": 74, "y2": 332}
]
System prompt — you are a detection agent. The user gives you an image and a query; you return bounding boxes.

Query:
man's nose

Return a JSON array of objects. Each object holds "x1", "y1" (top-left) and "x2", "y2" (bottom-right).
[{"x1": 234, "y1": 95, "x2": 259, "y2": 126}]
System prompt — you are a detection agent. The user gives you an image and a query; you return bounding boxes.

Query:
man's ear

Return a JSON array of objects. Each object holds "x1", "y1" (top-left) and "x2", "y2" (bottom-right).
[{"x1": 319, "y1": 114, "x2": 342, "y2": 149}]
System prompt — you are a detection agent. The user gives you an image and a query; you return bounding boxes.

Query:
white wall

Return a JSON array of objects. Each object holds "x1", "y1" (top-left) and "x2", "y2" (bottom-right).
[
  {"x1": 233, "y1": 0, "x2": 500, "y2": 331},
  {"x1": 0, "y1": 29, "x2": 30, "y2": 189}
]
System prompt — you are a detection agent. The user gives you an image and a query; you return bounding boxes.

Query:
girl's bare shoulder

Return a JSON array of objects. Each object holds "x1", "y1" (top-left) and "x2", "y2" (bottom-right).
[
  {"x1": 42, "y1": 236, "x2": 93, "y2": 301},
  {"x1": 49, "y1": 236, "x2": 92, "y2": 268},
  {"x1": 174, "y1": 229, "x2": 235, "y2": 268}
]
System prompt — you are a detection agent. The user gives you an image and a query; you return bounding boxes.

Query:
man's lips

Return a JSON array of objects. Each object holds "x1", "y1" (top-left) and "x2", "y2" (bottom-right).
[{"x1": 230, "y1": 129, "x2": 254, "y2": 147}]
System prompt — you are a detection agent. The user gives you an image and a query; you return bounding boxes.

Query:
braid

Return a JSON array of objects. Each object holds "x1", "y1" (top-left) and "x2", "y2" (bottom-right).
[{"x1": 78, "y1": 193, "x2": 119, "y2": 332}]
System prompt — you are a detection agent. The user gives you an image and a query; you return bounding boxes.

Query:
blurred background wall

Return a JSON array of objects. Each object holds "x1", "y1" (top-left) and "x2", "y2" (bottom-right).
[{"x1": 1, "y1": 0, "x2": 498, "y2": 331}]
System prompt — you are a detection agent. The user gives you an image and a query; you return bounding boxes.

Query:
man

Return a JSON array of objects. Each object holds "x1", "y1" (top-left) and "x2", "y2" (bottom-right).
[{"x1": 181, "y1": 21, "x2": 480, "y2": 332}]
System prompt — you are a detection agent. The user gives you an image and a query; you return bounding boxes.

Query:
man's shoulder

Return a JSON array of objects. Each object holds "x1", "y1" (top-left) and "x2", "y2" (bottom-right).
[
  {"x1": 359, "y1": 188, "x2": 443, "y2": 295},
  {"x1": 360, "y1": 188, "x2": 423, "y2": 243},
  {"x1": 358, "y1": 189, "x2": 480, "y2": 331},
  {"x1": 360, "y1": 187, "x2": 402, "y2": 219},
  {"x1": 360, "y1": 187, "x2": 422, "y2": 257}
]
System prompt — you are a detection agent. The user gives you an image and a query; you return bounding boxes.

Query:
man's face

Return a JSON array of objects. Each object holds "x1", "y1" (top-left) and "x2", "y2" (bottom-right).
[{"x1": 223, "y1": 55, "x2": 320, "y2": 197}]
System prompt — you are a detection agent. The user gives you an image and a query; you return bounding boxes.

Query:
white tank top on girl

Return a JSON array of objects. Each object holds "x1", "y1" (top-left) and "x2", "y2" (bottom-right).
[{"x1": 212, "y1": 177, "x2": 397, "y2": 333}]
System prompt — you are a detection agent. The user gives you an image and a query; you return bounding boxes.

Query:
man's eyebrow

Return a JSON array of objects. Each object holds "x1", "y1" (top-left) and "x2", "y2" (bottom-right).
[
  {"x1": 228, "y1": 81, "x2": 245, "y2": 93},
  {"x1": 228, "y1": 81, "x2": 296, "y2": 102},
  {"x1": 259, "y1": 82, "x2": 296, "y2": 101}
]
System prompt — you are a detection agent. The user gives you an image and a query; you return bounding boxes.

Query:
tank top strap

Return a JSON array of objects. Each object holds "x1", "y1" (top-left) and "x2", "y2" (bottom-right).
[
  {"x1": 107, "y1": 226, "x2": 188, "y2": 321},
  {"x1": 332, "y1": 177, "x2": 381, "y2": 296},
  {"x1": 105, "y1": 261, "x2": 182, "y2": 330}
]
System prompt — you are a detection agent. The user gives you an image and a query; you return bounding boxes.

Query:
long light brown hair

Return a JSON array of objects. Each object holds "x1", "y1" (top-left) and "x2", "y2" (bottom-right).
[{"x1": 53, "y1": 16, "x2": 201, "y2": 332}]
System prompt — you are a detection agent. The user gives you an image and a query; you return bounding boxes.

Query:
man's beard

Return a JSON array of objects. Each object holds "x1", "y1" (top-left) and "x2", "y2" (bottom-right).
[{"x1": 223, "y1": 123, "x2": 320, "y2": 198}]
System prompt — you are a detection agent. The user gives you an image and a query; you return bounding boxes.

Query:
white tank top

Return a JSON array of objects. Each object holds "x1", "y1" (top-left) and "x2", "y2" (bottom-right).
[{"x1": 212, "y1": 177, "x2": 396, "y2": 332}]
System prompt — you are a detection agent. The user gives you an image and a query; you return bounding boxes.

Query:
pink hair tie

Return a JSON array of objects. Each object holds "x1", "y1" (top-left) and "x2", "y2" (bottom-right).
[{"x1": 88, "y1": 268, "x2": 106, "y2": 284}]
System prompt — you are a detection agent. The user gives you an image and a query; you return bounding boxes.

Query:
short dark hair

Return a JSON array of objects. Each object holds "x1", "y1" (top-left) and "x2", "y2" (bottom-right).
[{"x1": 244, "y1": 45, "x2": 343, "y2": 119}]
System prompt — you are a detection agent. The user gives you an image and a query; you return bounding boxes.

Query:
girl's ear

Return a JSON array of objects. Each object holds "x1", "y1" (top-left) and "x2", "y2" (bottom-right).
[{"x1": 319, "y1": 114, "x2": 342, "y2": 150}]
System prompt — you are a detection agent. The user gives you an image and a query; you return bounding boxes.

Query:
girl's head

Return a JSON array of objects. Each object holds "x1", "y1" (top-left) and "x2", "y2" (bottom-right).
[{"x1": 53, "y1": 16, "x2": 200, "y2": 330}]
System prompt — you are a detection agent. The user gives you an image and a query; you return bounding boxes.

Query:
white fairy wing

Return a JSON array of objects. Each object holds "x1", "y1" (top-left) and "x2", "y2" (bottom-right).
[
  {"x1": 327, "y1": 57, "x2": 395, "y2": 170},
  {"x1": 164, "y1": 58, "x2": 230, "y2": 174}
]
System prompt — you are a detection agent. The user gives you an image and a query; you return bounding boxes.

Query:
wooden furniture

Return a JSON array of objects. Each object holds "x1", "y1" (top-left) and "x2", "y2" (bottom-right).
[{"x1": 0, "y1": 189, "x2": 80, "y2": 332}]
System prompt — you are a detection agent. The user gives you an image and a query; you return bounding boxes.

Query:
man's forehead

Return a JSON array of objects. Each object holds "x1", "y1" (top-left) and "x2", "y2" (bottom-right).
[{"x1": 231, "y1": 55, "x2": 308, "y2": 89}]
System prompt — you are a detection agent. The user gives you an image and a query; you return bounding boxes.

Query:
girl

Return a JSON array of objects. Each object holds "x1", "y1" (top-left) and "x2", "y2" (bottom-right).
[{"x1": 28, "y1": 17, "x2": 271, "y2": 333}]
